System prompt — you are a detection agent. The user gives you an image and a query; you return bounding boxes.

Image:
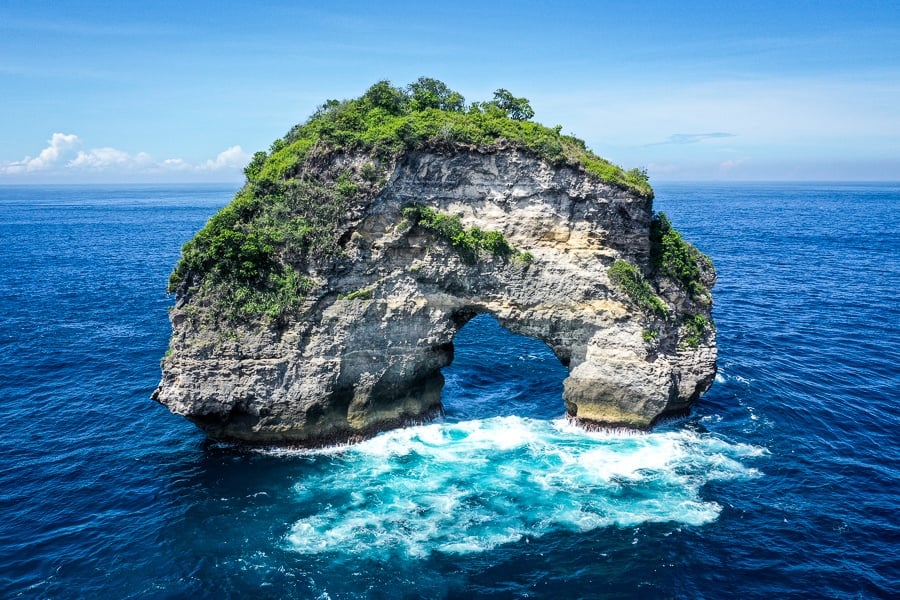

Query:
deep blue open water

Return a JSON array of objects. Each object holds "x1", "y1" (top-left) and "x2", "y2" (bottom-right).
[{"x1": 0, "y1": 182, "x2": 897, "y2": 598}]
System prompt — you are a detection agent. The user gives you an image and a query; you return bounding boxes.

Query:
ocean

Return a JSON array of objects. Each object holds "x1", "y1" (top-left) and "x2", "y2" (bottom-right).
[{"x1": 0, "y1": 181, "x2": 897, "y2": 599}]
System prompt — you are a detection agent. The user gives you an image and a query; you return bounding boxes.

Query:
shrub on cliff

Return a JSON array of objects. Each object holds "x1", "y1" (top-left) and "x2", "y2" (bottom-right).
[
  {"x1": 608, "y1": 260, "x2": 669, "y2": 318},
  {"x1": 679, "y1": 313, "x2": 712, "y2": 348},
  {"x1": 650, "y1": 212, "x2": 713, "y2": 302},
  {"x1": 488, "y1": 88, "x2": 535, "y2": 121},
  {"x1": 169, "y1": 78, "x2": 655, "y2": 324},
  {"x1": 401, "y1": 204, "x2": 532, "y2": 264}
]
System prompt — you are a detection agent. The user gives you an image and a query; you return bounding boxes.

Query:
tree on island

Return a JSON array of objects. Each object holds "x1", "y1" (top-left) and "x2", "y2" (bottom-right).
[{"x1": 489, "y1": 88, "x2": 535, "y2": 121}]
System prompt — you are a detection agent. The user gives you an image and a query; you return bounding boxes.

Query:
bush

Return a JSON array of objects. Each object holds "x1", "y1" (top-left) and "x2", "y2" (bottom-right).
[
  {"x1": 489, "y1": 88, "x2": 535, "y2": 121},
  {"x1": 642, "y1": 328, "x2": 659, "y2": 342},
  {"x1": 608, "y1": 260, "x2": 669, "y2": 318},
  {"x1": 401, "y1": 205, "x2": 530, "y2": 264},
  {"x1": 680, "y1": 314, "x2": 711, "y2": 348},
  {"x1": 209, "y1": 266, "x2": 314, "y2": 325},
  {"x1": 650, "y1": 212, "x2": 712, "y2": 302},
  {"x1": 408, "y1": 77, "x2": 465, "y2": 112},
  {"x1": 243, "y1": 151, "x2": 268, "y2": 180},
  {"x1": 362, "y1": 80, "x2": 408, "y2": 115}
]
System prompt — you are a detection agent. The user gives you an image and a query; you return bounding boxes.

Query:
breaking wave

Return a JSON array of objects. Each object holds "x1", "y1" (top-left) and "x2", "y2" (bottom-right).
[{"x1": 284, "y1": 416, "x2": 763, "y2": 558}]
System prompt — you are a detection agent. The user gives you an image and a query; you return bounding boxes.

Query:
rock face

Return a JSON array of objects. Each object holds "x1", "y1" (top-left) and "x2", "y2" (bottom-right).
[{"x1": 155, "y1": 148, "x2": 716, "y2": 445}]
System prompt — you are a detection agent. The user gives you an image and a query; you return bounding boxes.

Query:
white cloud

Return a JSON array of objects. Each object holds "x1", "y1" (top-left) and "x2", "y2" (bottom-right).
[
  {"x1": 198, "y1": 145, "x2": 250, "y2": 171},
  {"x1": 68, "y1": 145, "x2": 247, "y2": 173},
  {"x1": 68, "y1": 147, "x2": 154, "y2": 169},
  {"x1": 161, "y1": 158, "x2": 191, "y2": 171},
  {"x1": 1, "y1": 132, "x2": 80, "y2": 173},
  {"x1": 1, "y1": 133, "x2": 250, "y2": 181},
  {"x1": 720, "y1": 158, "x2": 749, "y2": 171}
]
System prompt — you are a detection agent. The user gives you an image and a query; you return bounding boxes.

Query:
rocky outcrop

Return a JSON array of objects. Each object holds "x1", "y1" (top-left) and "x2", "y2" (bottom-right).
[{"x1": 155, "y1": 148, "x2": 716, "y2": 445}]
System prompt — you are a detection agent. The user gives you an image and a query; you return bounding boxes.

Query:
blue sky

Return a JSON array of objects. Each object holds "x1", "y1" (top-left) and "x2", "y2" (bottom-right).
[{"x1": 1, "y1": 0, "x2": 898, "y2": 183}]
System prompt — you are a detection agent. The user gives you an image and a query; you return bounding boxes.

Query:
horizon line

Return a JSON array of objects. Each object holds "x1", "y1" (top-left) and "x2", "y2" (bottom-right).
[{"x1": 1, "y1": 179, "x2": 899, "y2": 187}]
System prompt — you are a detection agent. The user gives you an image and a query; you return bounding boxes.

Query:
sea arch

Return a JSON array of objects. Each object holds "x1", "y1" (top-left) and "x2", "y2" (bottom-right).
[
  {"x1": 156, "y1": 150, "x2": 716, "y2": 446},
  {"x1": 438, "y1": 312, "x2": 568, "y2": 423}
]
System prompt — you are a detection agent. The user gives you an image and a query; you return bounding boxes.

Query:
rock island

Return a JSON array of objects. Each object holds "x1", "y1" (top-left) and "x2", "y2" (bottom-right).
[{"x1": 153, "y1": 79, "x2": 717, "y2": 445}]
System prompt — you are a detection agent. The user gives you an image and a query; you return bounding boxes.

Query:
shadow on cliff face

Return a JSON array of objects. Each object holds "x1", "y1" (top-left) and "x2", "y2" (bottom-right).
[{"x1": 440, "y1": 313, "x2": 568, "y2": 423}]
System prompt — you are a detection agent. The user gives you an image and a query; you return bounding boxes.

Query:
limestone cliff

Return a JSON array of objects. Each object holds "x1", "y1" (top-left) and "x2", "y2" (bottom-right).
[{"x1": 153, "y1": 80, "x2": 716, "y2": 445}]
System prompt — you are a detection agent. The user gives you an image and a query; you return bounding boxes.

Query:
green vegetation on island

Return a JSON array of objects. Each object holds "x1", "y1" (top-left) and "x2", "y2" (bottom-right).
[
  {"x1": 679, "y1": 314, "x2": 712, "y2": 348},
  {"x1": 338, "y1": 287, "x2": 375, "y2": 301},
  {"x1": 607, "y1": 260, "x2": 669, "y2": 318},
  {"x1": 650, "y1": 212, "x2": 713, "y2": 303},
  {"x1": 401, "y1": 205, "x2": 533, "y2": 264},
  {"x1": 243, "y1": 78, "x2": 652, "y2": 196},
  {"x1": 168, "y1": 77, "x2": 655, "y2": 324},
  {"x1": 608, "y1": 212, "x2": 714, "y2": 346},
  {"x1": 168, "y1": 174, "x2": 352, "y2": 323}
]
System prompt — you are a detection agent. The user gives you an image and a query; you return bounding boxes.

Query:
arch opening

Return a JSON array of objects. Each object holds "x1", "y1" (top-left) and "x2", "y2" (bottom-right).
[{"x1": 440, "y1": 313, "x2": 569, "y2": 423}]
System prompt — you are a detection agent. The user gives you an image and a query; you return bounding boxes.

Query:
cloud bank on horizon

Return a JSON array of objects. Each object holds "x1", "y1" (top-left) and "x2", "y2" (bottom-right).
[{"x1": 1, "y1": 133, "x2": 249, "y2": 181}]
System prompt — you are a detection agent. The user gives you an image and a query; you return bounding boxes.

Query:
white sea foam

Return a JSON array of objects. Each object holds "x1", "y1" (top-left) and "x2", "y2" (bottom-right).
[{"x1": 284, "y1": 416, "x2": 764, "y2": 558}]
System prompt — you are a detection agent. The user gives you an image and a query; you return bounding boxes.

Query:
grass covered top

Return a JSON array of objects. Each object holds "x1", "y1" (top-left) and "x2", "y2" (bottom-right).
[
  {"x1": 244, "y1": 78, "x2": 652, "y2": 197},
  {"x1": 167, "y1": 78, "x2": 656, "y2": 325}
]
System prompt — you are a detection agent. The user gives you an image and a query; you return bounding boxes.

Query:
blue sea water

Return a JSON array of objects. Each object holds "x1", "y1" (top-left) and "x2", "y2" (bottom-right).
[{"x1": 0, "y1": 181, "x2": 897, "y2": 598}]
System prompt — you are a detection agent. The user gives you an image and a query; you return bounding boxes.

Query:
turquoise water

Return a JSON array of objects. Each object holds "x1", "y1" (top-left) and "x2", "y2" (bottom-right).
[
  {"x1": 0, "y1": 182, "x2": 897, "y2": 598},
  {"x1": 283, "y1": 415, "x2": 762, "y2": 558}
]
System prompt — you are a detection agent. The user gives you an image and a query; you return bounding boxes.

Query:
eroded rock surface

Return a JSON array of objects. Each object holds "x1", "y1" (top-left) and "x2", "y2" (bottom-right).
[{"x1": 155, "y1": 149, "x2": 716, "y2": 445}]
